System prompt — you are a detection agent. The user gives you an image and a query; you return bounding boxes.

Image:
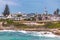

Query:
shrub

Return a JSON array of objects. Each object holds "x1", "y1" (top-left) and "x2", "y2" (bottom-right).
[
  {"x1": 6, "y1": 19, "x2": 14, "y2": 24},
  {"x1": 44, "y1": 22, "x2": 60, "y2": 28}
]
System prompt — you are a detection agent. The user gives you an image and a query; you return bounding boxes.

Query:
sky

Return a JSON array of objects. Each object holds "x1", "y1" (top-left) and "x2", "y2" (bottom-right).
[{"x1": 0, "y1": 0, "x2": 60, "y2": 14}]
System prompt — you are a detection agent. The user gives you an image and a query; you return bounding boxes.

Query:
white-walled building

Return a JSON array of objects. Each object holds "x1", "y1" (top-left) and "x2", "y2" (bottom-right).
[{"x1": 50, "y1": 16, "x2": 60, "y2": 21}]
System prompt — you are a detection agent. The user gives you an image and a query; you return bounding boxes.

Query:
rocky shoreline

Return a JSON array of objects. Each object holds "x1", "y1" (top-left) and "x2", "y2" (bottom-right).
[
  {"x1": 0, "y1": 23, "x2": 60, "y2": 36},
  {"x1": 0, "y1": 27, "x2": 60, "y2": 36},
  {"x1": 21, "y1": 28, "x2": 60, "y2": 36}
]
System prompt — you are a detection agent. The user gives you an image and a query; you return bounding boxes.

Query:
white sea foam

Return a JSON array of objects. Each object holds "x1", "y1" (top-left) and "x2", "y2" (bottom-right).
[
  {"x1": 17, "y1": 30, "x2": 27, "y2": 33},
  {"x1": 0, "y1": 30, "x2": 60, "y2": 37},
  {"x1": 26, "y1": 31, "x2": 60, "y2": 37},
  {"x1": 0, "y1": 30, "x2": 16, "y2": 32},
  {"x1": 0, "y1": 30, "x2": 27, "y2": 33}
]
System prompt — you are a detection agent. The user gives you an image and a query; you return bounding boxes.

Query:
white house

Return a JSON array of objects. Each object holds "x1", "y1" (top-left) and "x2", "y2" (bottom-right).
[{"x1": 50, "y1": 16, "x2": 60, "y2": 21}]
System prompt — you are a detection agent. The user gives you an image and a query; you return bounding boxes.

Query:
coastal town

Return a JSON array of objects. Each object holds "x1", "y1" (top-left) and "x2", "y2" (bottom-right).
[
  {"x1": 1, "y1": 5, "x2": 60, "y2": 21},
  {"x1": 0, "y1": 4, "x2": 60, "y2": 35},
  {"x1": 1, "y1": 0, "x2": 60, "y2": 40}
]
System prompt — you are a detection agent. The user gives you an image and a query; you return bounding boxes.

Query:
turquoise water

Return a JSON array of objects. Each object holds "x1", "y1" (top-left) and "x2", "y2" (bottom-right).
[{"x1": 0, "y1": 32, "x2": 60, "y2": 40}]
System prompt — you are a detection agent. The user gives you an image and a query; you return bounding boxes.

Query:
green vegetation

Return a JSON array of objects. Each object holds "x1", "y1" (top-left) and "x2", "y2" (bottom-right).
[
  {"x1": 2, "y1": 19, "x2": 14, "y2": 27},
  {"x1": 6, "y1": 19, "x2": 14, "y2": 24},
  {"x1": 0, "y1": 19, "x2": 4, "y2": 22},
  {"x1": 17, "y1": 14, "x2": 22, "y2": 17},
  {"x1": 13, "y1": 22, "x2": 40, "y2": 29},
  {"x1": 3, "y1": 4, "x2": 10, "y2": 17},
  {"x1": 1, "y1": 19, "x2": 60, "y2": 29},
  {"x1": 13, "y1": 22, "x2": 26, "y2": 27},
  {"x1": 44, "y1": 22, "x2": 60, "y2": 28}
]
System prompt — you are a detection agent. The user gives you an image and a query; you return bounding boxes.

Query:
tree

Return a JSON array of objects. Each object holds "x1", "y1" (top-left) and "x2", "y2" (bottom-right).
[
  {"x1": 54, "y1": 11, "x2": 56, "y2": 15},
  {"x1": 54, "y1": 8, "x2": 60, "y2": 15},
  {"x1": 56, "y1": 8, "x2": 60, "y2": 14},
  {"x1": 17, "y1": 14, "x2": 22, "y2": 17},
  {"x1": 3, "y1": 4, "x2": 10, "y2": 17}
]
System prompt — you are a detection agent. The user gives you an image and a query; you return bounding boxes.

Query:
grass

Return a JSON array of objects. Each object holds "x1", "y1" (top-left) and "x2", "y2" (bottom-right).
[{"x1": 44, "y1": 22, "x2": 60, "y2": 28}]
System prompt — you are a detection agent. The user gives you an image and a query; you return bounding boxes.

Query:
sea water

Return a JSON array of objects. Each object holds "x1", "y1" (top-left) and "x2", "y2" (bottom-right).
[{"x1": 0, "y1": 30, "x2": 60, "y2": 40}]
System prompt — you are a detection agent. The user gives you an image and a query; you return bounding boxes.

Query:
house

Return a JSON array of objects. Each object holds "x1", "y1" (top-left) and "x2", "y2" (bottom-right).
[{"x1": 50, "y1": 15, "x2": 60, "y2": 21}]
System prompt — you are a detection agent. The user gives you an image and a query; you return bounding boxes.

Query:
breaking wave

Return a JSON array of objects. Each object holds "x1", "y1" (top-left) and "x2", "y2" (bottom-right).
[{"x1": 0, "y1": 30, "x2": 60, "y2": 38}]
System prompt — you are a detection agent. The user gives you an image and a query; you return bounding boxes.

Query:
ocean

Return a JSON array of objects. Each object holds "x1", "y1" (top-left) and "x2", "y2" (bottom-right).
[{"x1": 0, "y1": 30, "x2": 60, "y2": 40}]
